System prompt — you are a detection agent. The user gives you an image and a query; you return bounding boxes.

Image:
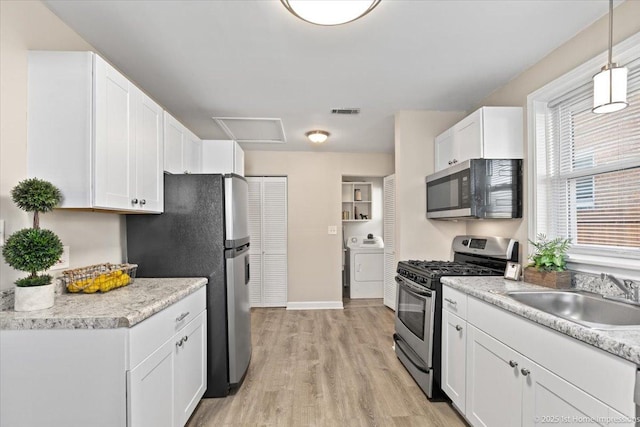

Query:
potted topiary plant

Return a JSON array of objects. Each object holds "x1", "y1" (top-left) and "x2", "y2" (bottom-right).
[
  {"x1": 2, "y1": 178, "x2": 64, "y2": 311},
  {"x1": 524, "y1": 234, "x2": 572, "y2": 289}
]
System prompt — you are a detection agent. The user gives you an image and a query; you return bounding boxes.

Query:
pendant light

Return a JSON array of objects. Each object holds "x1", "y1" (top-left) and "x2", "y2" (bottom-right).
[
  {"x1": 280, "y1": 0, "x2": 381, "y2": 26},
  {"x1": 305, "y1": 130, "x2": 330, "y2": 144},
  {"x1": 592, "y1": 0, "x2": 628, "y2": 114}
]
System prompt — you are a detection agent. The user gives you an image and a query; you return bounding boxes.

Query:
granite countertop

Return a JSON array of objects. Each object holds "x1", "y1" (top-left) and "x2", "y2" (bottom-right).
[
  {"x1": 0, "y1": 277, "x2": 207, "y2": 330},
  {"x1": 441, "y1": 276, "x2": 640, "y2": 366}
]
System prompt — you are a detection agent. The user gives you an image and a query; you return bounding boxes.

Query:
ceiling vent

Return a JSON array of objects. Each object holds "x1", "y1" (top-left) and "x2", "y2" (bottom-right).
[
  {"x1": 331, "y1": 108, "x2": 360, "y2": 115},
  {"x1": 211, "y1": 117, "x2": 286, "y2": 144}
]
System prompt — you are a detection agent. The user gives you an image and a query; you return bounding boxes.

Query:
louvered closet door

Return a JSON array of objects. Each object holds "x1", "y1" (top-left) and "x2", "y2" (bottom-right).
[
  {"x1": 246, "y1": 177, "x2": 288, "y2": 307},
  {"x1": 247, "y1": 178, "x2": 263, "y2": 307},
  {"x1": 383, "y1": 174, "x2": 397, "y2": 310},
  {"x1": 262, "y1": 178, "x2": 287, "y2": 307}
]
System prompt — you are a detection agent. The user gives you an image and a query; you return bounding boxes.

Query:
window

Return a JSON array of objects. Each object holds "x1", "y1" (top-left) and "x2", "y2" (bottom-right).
[{"x1": 529, "y1": 33, "x2": 640, "y2": 278}]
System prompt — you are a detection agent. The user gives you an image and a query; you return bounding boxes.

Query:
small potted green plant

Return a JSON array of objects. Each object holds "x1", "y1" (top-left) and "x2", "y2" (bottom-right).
[
  {"x1": 2, "y1": 178, "x2": 64, "y2": 311},
  {"x1": 524, "y1": 234, "x2": 572, "y2": 288}
]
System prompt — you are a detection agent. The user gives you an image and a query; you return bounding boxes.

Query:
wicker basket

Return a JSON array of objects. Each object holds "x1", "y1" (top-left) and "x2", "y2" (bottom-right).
[{"x1": 61, "y1": 263, "x2": 137, "y2": 294}]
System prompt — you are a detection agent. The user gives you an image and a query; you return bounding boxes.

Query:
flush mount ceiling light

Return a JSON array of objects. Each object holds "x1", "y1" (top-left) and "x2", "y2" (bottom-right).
[
  {"x1": 305, "y1": 130, "x2": 330, "y2": 144},
  {"x1": 280, "y1": 0, "x2": 381, "y2": 26},
  {"x1": 592, "y1": 0, "x2": 628, "y2": 114}
]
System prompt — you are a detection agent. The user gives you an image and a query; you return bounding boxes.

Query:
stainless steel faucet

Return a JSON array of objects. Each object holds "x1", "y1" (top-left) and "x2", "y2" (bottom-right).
[{"x1": 601, "y1": 273, "x2": 640, "y2": 303}]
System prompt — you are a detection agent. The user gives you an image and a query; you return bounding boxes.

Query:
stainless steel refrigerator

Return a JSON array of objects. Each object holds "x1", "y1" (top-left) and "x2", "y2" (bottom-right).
[{"x1": 126, "y1": 173, "x2": 251, "y2": 397}]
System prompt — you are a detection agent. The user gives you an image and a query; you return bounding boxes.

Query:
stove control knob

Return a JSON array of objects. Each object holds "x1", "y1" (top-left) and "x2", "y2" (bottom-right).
[{"x1": 462, "y1": 239, "x2": 469, "y2": 246}]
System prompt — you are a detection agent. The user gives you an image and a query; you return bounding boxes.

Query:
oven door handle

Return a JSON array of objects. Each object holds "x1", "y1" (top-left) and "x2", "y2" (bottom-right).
[
  {"x1": 393, "y1": 334, "x2": 430, "y2": 373},
  {"x1": 395, "y1": 276, "x2": 432, "y2": 297}
]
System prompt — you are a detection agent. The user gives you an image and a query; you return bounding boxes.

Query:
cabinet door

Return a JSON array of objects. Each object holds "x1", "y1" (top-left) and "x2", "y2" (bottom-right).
[
  {"x1": 466, "y1": 325, "x2": 522, "y2": 427},
  {"x1": 434, "y1": 128, "x2": 455, "y2": 172},
  {"x1": 442, "y1": 310, "x2": 467, "y2": 414},
  {"x1": 93, "y1": 55, "x2": 135, "y2": 210},
  {"x1": 174, "y1": 311, "x2": 207, "y2": 427},
  {"x1": 134, "y1": 88, "x2": 164, "y2": 213},
  {"x1": 164, "y1": 112, "x2": 184, "y2": 174},
  {"x1": 183, "y1": 131, "x2": 202, "y2": 174},
  {"x1": 453, "y1": 108, "x2": 482, "y2": 164},
  {"x1": 521, "y1": 359, "x2": 611, "y2": 427},
  {"x1": 128, "y1": 338, "x2": 174, "y2": 427}
]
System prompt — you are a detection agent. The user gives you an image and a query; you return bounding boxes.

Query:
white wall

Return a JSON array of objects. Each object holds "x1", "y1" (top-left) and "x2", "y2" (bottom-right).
[
  {"x1": 244, "y1": 151, "x2": 394, "y2": 305},
  {"x1": 394, "y1": 111, "x2": 466, "y2": 262},
  {"x1": 0, "y1": 1, "x2": 125, "y2": 290},
  {"x1": 342, "y1": 176, "x2": 384, "y2": 244},
  {"x1": 466, "y1": 0, "x2": 640, "y2": 264}
]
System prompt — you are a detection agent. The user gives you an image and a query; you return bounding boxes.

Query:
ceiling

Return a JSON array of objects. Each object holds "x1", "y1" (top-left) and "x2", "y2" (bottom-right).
[{"x1": 44, "y1": 0, "x2": 611, "y2": 153}]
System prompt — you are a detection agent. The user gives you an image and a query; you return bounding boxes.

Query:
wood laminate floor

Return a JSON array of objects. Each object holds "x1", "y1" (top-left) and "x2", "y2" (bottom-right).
[{"x1": 186, "y1": 299, "x2": 466, "y2": 427}]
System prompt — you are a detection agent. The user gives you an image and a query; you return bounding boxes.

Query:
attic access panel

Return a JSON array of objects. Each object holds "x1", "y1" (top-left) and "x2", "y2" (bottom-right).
[{"x1": 212, "y1": 117, "x2": 286, "y2": 144}]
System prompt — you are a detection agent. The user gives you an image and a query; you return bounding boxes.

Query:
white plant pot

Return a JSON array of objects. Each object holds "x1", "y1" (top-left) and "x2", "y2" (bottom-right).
[{"x1": 14, "y1": 283, "x2": 55, "y2": 312}]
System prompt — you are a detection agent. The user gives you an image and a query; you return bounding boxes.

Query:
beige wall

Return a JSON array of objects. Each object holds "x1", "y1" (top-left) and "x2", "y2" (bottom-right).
[
  {"x1": 0, "y1": 1, "x2": 125, "y2": 290},
  {"x1": 394, "y1": 111, "x2": 467, "y2": 262},
  {"x1": 244, "y1": 151, "x2": 394, "y2": 304},
  {"x1": 466, "y1": 0, "x2": 640, "y2": 263}
]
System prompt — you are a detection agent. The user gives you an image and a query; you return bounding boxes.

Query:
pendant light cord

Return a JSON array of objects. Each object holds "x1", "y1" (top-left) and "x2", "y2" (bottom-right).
[{"x1": 608, "y1": 0, "x2": 613, "y2": 67}]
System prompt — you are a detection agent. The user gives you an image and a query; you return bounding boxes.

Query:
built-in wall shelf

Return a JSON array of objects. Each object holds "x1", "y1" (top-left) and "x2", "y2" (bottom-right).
[{"x1": 342, "y1": 182, "x2": 372, "y2": 221}]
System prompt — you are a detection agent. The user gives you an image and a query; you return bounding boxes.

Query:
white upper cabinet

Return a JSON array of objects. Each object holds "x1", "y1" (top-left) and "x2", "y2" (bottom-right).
[
  {"x1": 163, "y1": 112, "x2": 202, "y2": 174},
  {"x1": 27, "y1": 51, "x2": 163, "y2": 213},
  {"x1": 201, "y1": 140, "x2": 245, "y2": 176},
  {"x1": 434, "y1": 107, "x2": 523, "y2": 172}
]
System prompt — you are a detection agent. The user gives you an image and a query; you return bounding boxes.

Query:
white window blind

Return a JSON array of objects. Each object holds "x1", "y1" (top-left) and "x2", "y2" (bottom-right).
[{"x1": 540, "y1": 64, "x2": 640, "y2": 262}]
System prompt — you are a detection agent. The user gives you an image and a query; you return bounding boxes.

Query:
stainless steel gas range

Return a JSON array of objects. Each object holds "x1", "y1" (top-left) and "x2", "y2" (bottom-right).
[{"x1": 393, "y1": 235, "x2": 518, "y2": 399}]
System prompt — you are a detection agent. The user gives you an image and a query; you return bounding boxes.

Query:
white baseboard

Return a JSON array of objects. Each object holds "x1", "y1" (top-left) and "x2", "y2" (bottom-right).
[{"x1": 286, "y1": 301, "x2": 344, "y2": 310}]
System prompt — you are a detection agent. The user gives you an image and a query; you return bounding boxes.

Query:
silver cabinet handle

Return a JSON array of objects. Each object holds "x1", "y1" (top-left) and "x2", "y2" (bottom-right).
[
  {"x1": 452, "y1": 159, "x2": 458, "y2": 163},
  {"x1": 509, "y1": 360, "x2": 518, "y2": 368},
  {"x1": 139, "y1": 199, "x2": 146, "y2": 205},
  {"x1": 131, "y1": 198, "x2": 139, "y2": 204},
  {"x1": 455, "y1": 325, "x2": 463, "y2": 331},
  {"x1": 448, "y1": 161, "x2": 453, "y2": 165},
  {"x1": 176, "y1": 335, "x2": 189, "y2": 348},
  {"x1": 176, "y1": 312, "x2": 189, "y2": 322},
  {"x1": 521, "y1": 368, "x2": 530, "y2": 376},
  {"x1": 444, "y1": 298, "x2": 457, "y2": 305}
]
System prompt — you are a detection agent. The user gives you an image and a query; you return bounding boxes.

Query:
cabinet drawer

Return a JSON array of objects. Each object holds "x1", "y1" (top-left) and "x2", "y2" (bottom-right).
[
  {"x1": 442, "y1": 286, "x2": 467, "y2": 319},
  {"x1": 129, "y1": 287, "x2": 206, "y2": 369}
]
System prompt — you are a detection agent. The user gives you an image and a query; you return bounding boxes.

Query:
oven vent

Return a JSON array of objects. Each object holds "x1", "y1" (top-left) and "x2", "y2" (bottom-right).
[{"x1": 331, "y1": 108, "x2": 360, "y2": 115}]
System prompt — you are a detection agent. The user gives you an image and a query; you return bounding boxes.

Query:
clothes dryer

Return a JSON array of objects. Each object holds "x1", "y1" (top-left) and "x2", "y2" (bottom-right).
[{"x1": 346, "y1": 236, "x2": 384, "y2": 299}]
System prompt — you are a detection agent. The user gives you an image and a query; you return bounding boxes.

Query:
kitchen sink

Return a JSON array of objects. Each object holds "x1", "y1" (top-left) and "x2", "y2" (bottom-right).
[{"x1": 506, "y1": 290, "x2": 640, "y2": 330}]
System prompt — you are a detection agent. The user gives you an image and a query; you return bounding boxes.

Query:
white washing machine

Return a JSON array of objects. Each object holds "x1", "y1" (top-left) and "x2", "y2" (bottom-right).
[{"x1": 346, "y1": 236, "x2": 384, "y2": 299}]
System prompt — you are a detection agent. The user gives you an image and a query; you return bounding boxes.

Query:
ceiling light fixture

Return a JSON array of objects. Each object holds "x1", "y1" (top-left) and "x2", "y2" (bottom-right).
[
  {"x1": 280, "y1": 0, "x2": 381, "y2": 26},
  {"x1": 592, "y1": 0, "x2": 628, "y2": 114},
  {"x1": 305, "y1": 130, "x2": 330, "y2": 144}
]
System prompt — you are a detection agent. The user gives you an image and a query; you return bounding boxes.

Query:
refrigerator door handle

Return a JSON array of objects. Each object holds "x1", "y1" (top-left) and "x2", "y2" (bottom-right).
[{"x1": 245, "y1": 256, "x2": 250, "y2": 285}]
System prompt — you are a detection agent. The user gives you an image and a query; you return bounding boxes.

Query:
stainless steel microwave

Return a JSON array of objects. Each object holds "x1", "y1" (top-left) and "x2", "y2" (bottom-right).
[{"x1": 425, "y1": 159, "x2": 522, "y2": 220}]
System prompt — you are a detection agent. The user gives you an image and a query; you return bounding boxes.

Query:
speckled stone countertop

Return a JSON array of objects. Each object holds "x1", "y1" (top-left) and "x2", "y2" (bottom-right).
[
  {"x1": 441, "y1": 276, "x2": 640, "y2": 366},
  {"x1": 0, "y1": 277, "x2": 207, "y2": 330}
]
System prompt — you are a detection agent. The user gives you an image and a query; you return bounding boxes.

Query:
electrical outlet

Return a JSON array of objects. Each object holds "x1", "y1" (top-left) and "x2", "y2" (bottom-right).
[
  {"x1": 51, "y1": 245, "x2": 70, "y2": 270},
  {"x1": 328, "y1": 225, "x2": 337, "y2": 235},
  {"x1": 0, "y1": 220, "x2": 4, "y2": 246}
]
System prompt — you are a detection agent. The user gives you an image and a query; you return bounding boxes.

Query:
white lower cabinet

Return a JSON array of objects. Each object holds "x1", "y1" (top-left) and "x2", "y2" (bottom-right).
[
  {"x1": 128, "y1": 338, "x2": 175, "y2": 427},
  {"x1": 441, "y1": 287, "x2": 468, "y2": 413},
  {"x1": 441, "y1": 284, "x2": 637, "y2": 427},
  {"x1": 466, "y1": 325, "x2": 522, "y2": 427},
  {"x1": 128, "y1": 311, "x2": 206, "y2": 427},
  {"x1": 174, "y1": 312, "x2": 207, "y2": 427},
  {"x1": 0, "y1": 287, "x2": 206, "y2": 427}
]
